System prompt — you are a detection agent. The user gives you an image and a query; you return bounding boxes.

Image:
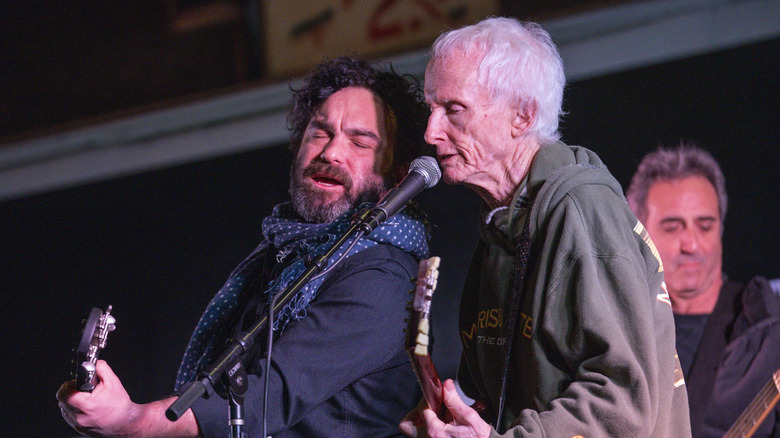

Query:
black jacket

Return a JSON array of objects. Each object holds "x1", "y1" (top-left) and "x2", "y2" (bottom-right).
[
  {"x1": 683, "y1": 276, "x2": 780, "y2": 437},
  {"x1": 190, "y1": 243, "x2": 422, "y2": 437}
]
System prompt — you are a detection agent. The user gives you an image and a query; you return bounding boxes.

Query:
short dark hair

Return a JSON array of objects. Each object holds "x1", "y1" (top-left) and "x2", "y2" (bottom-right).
[
  {"x1": 627, "y1": 143, "x2": 728, "y2": 224},
  {"x1": 287, "y1": 56, "x2": 432, "y2": 184}
]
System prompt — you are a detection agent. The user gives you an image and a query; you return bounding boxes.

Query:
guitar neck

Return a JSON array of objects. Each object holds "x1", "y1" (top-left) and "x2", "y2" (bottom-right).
[
  {"x1": 723, "y1": 369, "x2": 780, "y2": 438},
  {"x1": 410, "y1": 346, "x2": 446, "y2": 418},
  {"x1": 406, "y1": 257, "x2": 447, "y2": 419}
]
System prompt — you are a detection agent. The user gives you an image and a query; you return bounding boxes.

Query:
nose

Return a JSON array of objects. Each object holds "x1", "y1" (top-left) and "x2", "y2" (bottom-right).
[
  {"x1": 679, "y1": 228, "x2": 700, "y2": 253},
  {"x1": 319, "y1": 134, "x2": 348, "y2": 164},
  {"x1": 424, "y1": 109, "x2": 445, "y2": 146}
]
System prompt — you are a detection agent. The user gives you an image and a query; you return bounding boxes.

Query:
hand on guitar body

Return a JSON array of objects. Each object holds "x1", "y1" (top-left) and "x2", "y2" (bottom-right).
[{"x1": 400, "y1": 378, "x2": 491, "y2": 438}]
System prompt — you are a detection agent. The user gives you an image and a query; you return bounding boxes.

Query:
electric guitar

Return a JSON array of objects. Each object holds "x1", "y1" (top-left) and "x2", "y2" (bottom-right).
[
  {"x1": 74, "y1": 305, "x2": 117, "y2": 392},
  {"x1": 406, "y1": 256, "x2": 447, "y2": 419},
  {"x1": 723, "y1": 368, "x2": 780, "y2": 438}
]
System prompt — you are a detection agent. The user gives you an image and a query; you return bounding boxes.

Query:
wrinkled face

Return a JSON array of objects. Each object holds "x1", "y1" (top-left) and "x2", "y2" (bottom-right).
[
  {"x1": 644, "y1": 176, "x2": 723, "y2": 301},
  {"x1": 424, "y1": 55, "x2": 518, "y2": 187},
  {"x1": 289, "y1": 86, "x2": 390, "y2": 223}
]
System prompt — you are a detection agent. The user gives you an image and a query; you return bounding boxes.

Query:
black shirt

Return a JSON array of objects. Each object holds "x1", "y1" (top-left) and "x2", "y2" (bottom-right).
[{"x1": 673, "y1": 312, "x2": 709, "y2": 377}]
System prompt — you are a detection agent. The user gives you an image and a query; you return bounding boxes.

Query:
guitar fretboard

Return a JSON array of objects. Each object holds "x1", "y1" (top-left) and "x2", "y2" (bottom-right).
[{"x1": 723, "y1": 369, "x2": 780, "y2": 438}]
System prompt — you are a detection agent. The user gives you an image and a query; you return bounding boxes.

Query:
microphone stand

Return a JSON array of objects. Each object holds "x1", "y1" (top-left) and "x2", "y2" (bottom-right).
[{"x1": 165, "y1": 208, "x2": 373, "y2": 434}]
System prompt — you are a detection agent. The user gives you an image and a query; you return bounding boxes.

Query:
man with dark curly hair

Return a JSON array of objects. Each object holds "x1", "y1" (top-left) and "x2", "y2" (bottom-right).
[{"x1": 57, "y1": 57, "x2": 433, "y2": 437}]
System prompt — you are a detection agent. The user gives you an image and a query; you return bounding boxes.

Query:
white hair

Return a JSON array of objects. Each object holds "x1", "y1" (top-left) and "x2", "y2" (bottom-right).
[{"x1": 430, "y1": 17, "x2": 565, "y2": 144}]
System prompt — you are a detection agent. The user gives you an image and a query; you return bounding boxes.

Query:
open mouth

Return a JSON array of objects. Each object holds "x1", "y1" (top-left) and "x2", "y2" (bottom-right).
[
  {"x1": 438, "y1": 154, "x2": 456, "y2": 164},
  {"x1": 311, "y1": 173, "x2": 344, "y2": 188}
]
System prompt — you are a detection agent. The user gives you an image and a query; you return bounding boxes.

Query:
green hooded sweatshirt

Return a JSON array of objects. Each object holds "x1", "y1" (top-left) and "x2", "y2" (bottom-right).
[{"x1": 457, "y1": 142, "x2": 691, "y2": 437}]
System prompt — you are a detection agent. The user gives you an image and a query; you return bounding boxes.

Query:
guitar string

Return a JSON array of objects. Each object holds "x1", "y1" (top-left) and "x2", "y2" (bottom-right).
[{"x1": 726, "y1": 379, "x2": 779, "y2": 436}]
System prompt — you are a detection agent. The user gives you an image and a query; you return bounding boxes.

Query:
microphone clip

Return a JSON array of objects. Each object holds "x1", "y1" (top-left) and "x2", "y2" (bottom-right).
[{"x1": 350, "y1": 206, "x2": 375, "y2": 235}]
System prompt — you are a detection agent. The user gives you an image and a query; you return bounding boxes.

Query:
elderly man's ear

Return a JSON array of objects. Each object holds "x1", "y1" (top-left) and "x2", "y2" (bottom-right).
[{"x1": 511, "y1": 101, "x2": 537, "y2": 138}]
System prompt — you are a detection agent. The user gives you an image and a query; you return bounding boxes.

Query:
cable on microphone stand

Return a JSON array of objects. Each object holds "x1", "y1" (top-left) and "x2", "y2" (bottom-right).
[{"x1": 166, "y1": 156, "x2": 440, "y2": 437}]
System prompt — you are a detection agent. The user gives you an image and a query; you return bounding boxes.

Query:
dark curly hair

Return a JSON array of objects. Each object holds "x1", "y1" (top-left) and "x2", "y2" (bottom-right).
[{"x1": 287, "y1": 56, "x2": 432, "y2": 185}]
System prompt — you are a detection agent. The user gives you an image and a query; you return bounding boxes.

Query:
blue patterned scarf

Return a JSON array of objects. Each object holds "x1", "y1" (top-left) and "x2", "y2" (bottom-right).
[{"x1": 175, "y1": 201, "x2": 429, "y2": 390}]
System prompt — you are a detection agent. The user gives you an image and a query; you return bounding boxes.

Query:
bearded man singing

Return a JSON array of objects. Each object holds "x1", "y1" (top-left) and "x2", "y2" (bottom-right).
[{"x1": 57, "y1": 56, "x2": 433, "y2": 438}]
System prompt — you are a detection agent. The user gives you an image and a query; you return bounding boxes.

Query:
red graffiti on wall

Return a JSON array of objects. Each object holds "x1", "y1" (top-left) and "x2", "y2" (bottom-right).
[
  {"x1": 289, "y1": 0, "x2": 465, "y2": 47},
  {"x1": 367, "y1": 0, "x2": 445, "y2": 41}
]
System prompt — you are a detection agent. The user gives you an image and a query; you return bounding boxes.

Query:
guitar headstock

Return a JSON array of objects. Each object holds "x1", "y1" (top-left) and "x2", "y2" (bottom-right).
[{"x1": 75, "y1": 305, "x2": 116, "y2": 392}]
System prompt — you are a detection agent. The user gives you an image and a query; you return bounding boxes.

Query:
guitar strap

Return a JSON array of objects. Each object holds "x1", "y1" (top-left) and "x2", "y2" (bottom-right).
[
  {"x1": 494, "y1": 192, "x2": 537, "y2": 431},
  {"x1": 686, "y1": 280, "x2": 742, "y2": 430}
]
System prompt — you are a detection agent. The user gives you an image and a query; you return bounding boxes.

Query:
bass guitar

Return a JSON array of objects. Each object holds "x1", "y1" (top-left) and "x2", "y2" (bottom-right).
[{"x1": 723, "y1": 368, "x2": 780, "y2": 438}]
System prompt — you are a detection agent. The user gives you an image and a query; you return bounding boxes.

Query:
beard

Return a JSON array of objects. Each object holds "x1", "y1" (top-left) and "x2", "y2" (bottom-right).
[{"x1": 289, "y1": 158, "x2": 386, "y2": 224}]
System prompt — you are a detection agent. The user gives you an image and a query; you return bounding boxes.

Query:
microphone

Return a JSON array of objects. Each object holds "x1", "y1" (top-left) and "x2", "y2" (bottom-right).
[{"x1": 360, "y1": 156, "x2": 441, "y2": 232}]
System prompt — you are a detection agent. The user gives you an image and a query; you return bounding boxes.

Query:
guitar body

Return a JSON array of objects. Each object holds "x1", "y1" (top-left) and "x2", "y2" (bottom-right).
[
  {"x1": 75, "y1": 305, "x2": 116, "y2": 392},
  {"x1": 406, "y1": 257, "x2": 447, "y2": 419}
]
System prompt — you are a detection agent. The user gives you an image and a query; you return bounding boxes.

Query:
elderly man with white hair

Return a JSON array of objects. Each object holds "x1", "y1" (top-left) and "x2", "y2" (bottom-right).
[{"x1": 401, "y1": 17, "x2": 691, "y2": 438}]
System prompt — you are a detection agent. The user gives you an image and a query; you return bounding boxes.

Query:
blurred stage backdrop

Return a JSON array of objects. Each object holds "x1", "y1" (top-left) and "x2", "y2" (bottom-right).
[{"x1": 1, "y1": 1, "x2": 778, "y2": 436}]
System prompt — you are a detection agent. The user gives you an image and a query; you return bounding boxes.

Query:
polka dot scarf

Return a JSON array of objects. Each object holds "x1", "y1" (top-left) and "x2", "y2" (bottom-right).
[{"x1": 175, "y1": 201, "x2": 430, "y2": 390}]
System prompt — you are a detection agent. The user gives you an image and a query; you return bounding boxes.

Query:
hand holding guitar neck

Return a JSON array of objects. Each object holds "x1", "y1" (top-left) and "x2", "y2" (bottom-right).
[
  {"x1": 75, "y1": 305, "x2": 116, "y2": 392},
  {"x1": 406, "y1": 256, "x2": 447, "y2": 419}
]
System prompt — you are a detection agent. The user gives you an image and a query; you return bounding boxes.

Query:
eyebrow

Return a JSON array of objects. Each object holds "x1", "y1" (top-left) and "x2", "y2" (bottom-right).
[
  {"x1": 308, "y1": 119, "x2": 381, "y2": 143},
  {"x1": 424, "y1": 91, "x2": 442, "y2": 106},
  {"x1": 347, "y1": 127, "x2": 381, "y2": 142},
  {"x1": 425, "y1": 90, "x2": 467, "y2": 109},
  {"x1": 308, "y1": 119, "x2": 331, "y2": 132},
  {"x1": 659, "y1": 217, "x2": 685, "y2": 226},
  {"x1": 659, "y1": 215, "x2": 717, "y2": 225}
]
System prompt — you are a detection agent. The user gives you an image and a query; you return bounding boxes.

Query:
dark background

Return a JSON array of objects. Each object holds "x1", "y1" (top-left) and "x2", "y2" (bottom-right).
[
  {"x1": 1, "y1": 38, "x2": 778, "y2": 437},
  {"x1": 0, "y1": 0, "x2": 598, "y2": 142}
]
